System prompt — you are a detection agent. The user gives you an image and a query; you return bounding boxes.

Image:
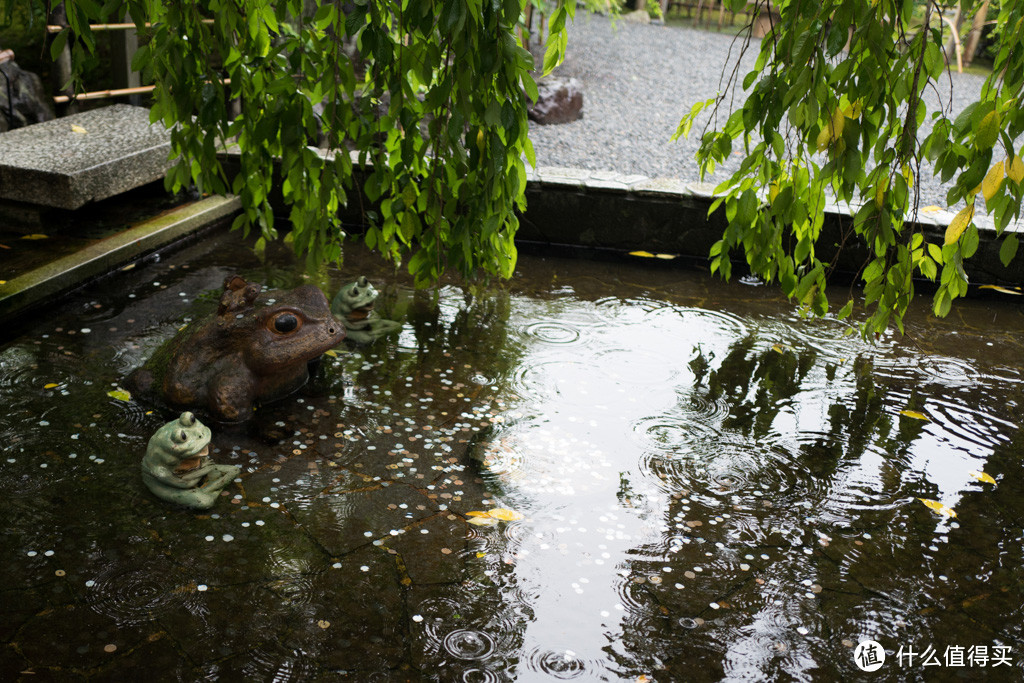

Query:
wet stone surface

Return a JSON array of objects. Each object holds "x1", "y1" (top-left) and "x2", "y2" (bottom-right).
[{"x1": 3, "y1": 229, "x2": 1024, "y2": 680}]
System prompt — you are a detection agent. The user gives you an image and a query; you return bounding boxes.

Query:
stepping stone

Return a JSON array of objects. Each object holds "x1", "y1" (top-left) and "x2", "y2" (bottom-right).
[{"x1": 0, "y1": 104, "x2": 171, "y2": 210}]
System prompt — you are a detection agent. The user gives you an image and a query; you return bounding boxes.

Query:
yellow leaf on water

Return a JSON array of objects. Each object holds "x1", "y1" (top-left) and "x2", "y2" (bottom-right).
[
  {"x1": 969, "y1": 470, "x2": 997, "y2": 485},
  {"x1": 944, "y1": 204, "x2": 974, "y2": 246},
  {"x1": 979, "y1": 285, "x2": 1023, "y2": 295},
  {"x1": 467, "y1": 516, "x2": 498, "y2": 526},
  {"x1": 70, "y1": 124, "x2": 88, "y2": 134},
  {"x1": 317, "y1": 619, "x2": 330, "y2": 629},
  {"x1": 629, "y1": 251, "x2": 656, "y2": 258},
  {"x1": 900, "y1": 410, "x2": 929, "y2": 421},
  {"x1": 918, "y1": 498, "x2": 957, "y2": 518},
  {"x1": 324, "y1": 349, "x2": 338, "y2": 358},
  {"x1": 20, "y1": 233, "x2": 48, "y2": 240},
  {"x1": 655, "y1": 253, "x2": 678, "y2": 260},
  {"x1": 488, "y1": 508, "x2": 524, "y2": 521},
  {"x1": 982, "y1": 160, "x2": 1005, "y2": 202},
  {"x1": 43, "y1": 383, "x2": 59, "y2": 389},
  {"x1": 466, "y1": 511, "x2": 492, "y2": 517},
  {"x1": 107, "y1": 389, "x2": 132, "y2": 402},
  {"x1": 475, "y1": 552, "x2": 487, "y2": 558}
]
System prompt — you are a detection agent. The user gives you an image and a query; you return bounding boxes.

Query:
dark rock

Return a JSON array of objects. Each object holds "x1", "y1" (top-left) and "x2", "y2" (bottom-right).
[
  {"x1": 527, "y1": 76, "x2": 583, "y2": 125},
  {"x1": 0, "y1": 55, "x2": 55, "y2": 133}
]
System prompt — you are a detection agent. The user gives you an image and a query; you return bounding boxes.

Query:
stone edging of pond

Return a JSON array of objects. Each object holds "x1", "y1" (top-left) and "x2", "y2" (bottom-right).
[
  {"x1": 514, "y1": 164, "x2": 1024, "y2": 286},
  {"x1": 0, "y1": 194, "x2": 241, "y2": 325}
]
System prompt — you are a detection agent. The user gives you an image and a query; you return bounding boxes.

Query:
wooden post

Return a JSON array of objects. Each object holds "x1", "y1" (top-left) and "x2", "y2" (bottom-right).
[
  {"x1": 48, "y1": 2, "x2": 76, "y2": 114},
  {"x1": 963, "y1": 0, "x2": 990, "y2": 66},
  {"x1": 111, "y1": 13, "x2": 141, "y2": 105}
]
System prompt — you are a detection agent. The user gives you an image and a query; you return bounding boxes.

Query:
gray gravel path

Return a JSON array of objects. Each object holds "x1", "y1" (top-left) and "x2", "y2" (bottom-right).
[{"x1": 528, "y1": 14, "x2": 989, "y2": 211}]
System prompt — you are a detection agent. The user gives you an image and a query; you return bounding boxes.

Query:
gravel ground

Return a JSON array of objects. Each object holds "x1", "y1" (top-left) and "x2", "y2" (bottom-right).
[{"x1": 528, "y1": 13, "x2": 989, "y2": 211}]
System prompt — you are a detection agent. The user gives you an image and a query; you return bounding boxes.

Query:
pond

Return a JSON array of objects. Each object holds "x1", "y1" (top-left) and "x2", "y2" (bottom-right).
[{"x1": 2, "y1": 227, "x2": 1023, "y2": 681}]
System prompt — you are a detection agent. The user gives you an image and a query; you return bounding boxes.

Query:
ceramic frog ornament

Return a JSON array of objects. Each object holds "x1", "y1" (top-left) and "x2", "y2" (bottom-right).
[
  {"x1": 330, "y1": 276, "x2": 401, "y2": 344},
  {"x1": 141, "y1": 412, "x2": 239, "y2": 510},
  {"x1": 127, "y1": 275, "x2": 346, "y2": 422}
]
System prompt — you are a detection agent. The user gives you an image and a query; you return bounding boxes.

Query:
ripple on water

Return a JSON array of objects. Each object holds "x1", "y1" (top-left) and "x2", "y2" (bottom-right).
[
  {"x1": 241, "y1": 644, "x2": 316, "y2": 682},
  {"x1": 642, "y1": 305, "x2": 749, "y2": 342},
  {"x1": 443, "y1": 628, "x2": 497, "y2": 661},
  {"x1": 522, "y1": 320, "x2": 584, "y2": 345},
  {"x1": 523, "y1": 647, "x2": 589, "y2": 679},
  {"x1": 87, "y1": 560, "x2": 199, "y2": 626}
]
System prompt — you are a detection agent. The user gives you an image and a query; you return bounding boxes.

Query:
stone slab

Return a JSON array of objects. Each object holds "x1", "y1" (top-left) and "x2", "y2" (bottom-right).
[
  {"x1": 0, "y1": 194, "x2": 241, "y2": 322},
  {"x1": 0, "y1": 104, "x2": 172, "y2": 210}
]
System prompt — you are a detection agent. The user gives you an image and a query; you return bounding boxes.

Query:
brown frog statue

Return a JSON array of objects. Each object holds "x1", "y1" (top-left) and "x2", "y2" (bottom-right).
[{"x1": 127, "y1": 275, "x2": 346, "y2": 422}]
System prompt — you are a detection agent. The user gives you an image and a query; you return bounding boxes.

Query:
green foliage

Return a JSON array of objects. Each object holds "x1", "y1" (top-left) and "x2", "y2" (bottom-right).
[
  {"x1": 679, "y1": 0, "x2": 1024, "y2": 336},
  {"x1": 42, "y1": 0, "x2": 573, "y2": 286}
]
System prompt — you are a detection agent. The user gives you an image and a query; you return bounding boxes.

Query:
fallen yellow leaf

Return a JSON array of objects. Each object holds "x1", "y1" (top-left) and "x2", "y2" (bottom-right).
[
  {"x1": 918, "y1": 498, "x2": 957, "y2": 518},
  {"x1": 324, "y1": 349, "x2": 338, "y2": 358},
  {"x1": 979, "y1": 285, "x2": 1023, "y2": 295},
  {"x1": 969, "y1": 470, "x2": 996, "y2": 485},
  {"x1": 467, "y1": 516, "x2": 498, "y2": 526},
  {"x1": 0, "y1": 280, "x2": 7, "y2": 285},
  {"x1": 70, "y1": 124, "x2": 88, "y2": 134},
  {"x1": 43, "y1": 383, "x2": 59, "y2": 389},
  {"x1": 488, "y1": 508, "x2": 525, "y2": 521},
  {"x1": 921, "y1": 205, "x2": 943, "y2": 213},
  {"x1": 655, "y1": 253, "x2": 677, "y2": 260},
  {"x1": 317, "y1": 619, "x2": 330, "y2": 629},
  {"x1": 20, "y1": 233, "x2": 48, "y2": 240},
  {"x1": 466, "y1": 511, "x2": 492, "y2": 517},
  {"x1": 900, "y1": 410, "x2": 929, "y2": 421},
  {"x1": 107, "y1": 389, "x2": 132, "y2": 402},
  {"x1": 629, "y1": 251, "x2": 656, "y2": 258}
]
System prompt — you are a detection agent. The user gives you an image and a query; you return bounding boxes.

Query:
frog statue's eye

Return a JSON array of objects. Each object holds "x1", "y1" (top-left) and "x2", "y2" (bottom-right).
[
  {"x1": 269, "y1": 312, "x2": 301, "y2": 334},
  {"x1": 173, "y1": 429, "x2": 188, "y2": 444}
]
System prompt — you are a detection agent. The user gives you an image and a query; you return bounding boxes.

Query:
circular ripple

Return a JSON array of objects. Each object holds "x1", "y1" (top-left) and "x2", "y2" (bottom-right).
[
  {"x1": 634, "y1": 414, "x2": 723, "y2": 454},
  {"x1": 460, "y1": 669, "x2": 503, "y2": 683},
  {"x1": 87, "y1": 563, "x2": 188, "y2": 625},
  {"x1": 523, "y1": 321, "x2": 583, "y2": 345},
  {"x1": 442, "y1": 629, "x2": 497, "y2": 661},
  {"x1": 643, "y1": 305, "x2": 749, "y2": 341},
  {"x1": 525, "y1": 648, "x2": 588, "y2": 679},
  {"x1": 914, "y1": 356, "x2": 982, "y2": 386}
]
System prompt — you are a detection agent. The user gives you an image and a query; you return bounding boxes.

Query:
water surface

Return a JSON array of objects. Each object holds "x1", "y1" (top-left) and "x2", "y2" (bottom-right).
[{"x1": 2, "y1": 230, "x2": 1023, "y2": 681}]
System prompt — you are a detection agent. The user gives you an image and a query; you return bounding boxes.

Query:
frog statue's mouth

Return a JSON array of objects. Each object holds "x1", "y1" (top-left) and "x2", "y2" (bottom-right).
[
  {"x1": 347, "y1": 302, "x2": 374, "y2": 323},
  {"x1": 174, "y1": 444, "x2": 209, "y2": 473}
]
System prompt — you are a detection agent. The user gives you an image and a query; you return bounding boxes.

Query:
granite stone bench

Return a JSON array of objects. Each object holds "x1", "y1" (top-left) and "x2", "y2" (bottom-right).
[{"x1": 0, "y1": 104, "x2": 171, "y2": 210}]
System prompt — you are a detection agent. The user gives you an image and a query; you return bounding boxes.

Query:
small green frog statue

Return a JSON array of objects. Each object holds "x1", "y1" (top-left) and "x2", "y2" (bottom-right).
[
  {"x1": 141, "y1": 412, "x2": 240, "y2": 510},
  {"x1": 330, "y1": 276, "x2": 401, "y2": 344}
]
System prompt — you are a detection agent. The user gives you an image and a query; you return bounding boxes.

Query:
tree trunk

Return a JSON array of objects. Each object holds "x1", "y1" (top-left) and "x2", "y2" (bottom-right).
[{"x1": 963, "y1": 0, "x2": 991, "y2": 66}]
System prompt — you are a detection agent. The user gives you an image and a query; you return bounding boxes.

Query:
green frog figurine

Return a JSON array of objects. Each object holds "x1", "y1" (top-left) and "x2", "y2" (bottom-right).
[
  {"x1": 330, "y1": 276, "x2": 401, "y2": 344},
  {"x1": 141, "y1": 412, "x2": 240, "y2": 510}
]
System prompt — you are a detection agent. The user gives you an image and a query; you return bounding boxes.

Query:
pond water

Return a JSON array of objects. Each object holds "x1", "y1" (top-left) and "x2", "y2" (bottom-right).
[{"x1": 2, "y1": 228, "x2": 1024, "y2": 681}]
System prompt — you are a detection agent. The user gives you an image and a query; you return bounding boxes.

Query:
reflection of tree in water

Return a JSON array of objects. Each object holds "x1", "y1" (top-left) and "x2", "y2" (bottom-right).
[{"x1": 604, "y1": 331, "x2": 1020, "y2": 680}]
